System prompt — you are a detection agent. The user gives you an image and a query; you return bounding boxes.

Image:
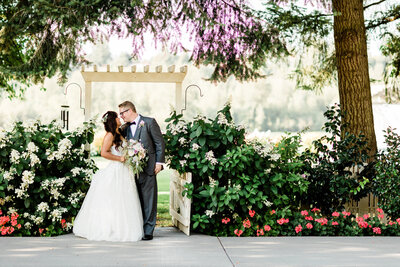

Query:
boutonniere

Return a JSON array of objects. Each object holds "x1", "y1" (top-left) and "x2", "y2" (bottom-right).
[{"x1": 139, "y1": 121, "x2": 145, "y2": 128}]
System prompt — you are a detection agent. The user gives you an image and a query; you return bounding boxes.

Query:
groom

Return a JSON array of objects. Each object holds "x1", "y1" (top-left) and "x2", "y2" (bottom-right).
[{"x1": 118, "y1": 101, "x2": 165, "y2": 240}]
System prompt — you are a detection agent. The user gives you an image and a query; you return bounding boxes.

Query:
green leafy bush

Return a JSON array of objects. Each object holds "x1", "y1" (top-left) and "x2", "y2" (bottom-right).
[
  {"x1": 164, "y1": 103, "x2": 308, "y2": 236},
  {"x1": 300, "y1": 104, "x2": 373, "y2": 215},
  {"x1": 0, "y1": 120, "x2": 97, "y2": 236},
  {"x1": 373, "y1": 127, "x2": 400, "y2": 219}
]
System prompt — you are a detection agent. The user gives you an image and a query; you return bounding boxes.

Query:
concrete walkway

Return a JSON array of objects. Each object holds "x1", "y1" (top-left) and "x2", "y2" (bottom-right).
[{"x1": 1, "y1": 227, "x2": 400, "y2": 266}]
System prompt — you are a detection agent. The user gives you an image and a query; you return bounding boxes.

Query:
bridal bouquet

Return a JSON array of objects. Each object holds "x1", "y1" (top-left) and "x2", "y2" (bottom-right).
[{"x1": 122, "y1": 139, "x2": 148, "y2": 176}]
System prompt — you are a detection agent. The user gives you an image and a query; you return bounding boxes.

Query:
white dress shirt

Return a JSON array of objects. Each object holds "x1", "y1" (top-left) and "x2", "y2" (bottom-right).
[{"x1": 129, "y1": 115, "x2": 141, "y2": 137}]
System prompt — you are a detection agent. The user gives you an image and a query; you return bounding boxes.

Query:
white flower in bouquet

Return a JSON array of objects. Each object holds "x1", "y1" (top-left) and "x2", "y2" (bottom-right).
[{"x1": 123, "y1": 139, "x2": 148, "y2": 176}]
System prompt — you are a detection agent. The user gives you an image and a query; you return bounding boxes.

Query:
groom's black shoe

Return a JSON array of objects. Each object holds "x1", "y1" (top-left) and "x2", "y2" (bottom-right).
[{"x1": 142, "y1": 235, "x2": 153, "y2": 241}]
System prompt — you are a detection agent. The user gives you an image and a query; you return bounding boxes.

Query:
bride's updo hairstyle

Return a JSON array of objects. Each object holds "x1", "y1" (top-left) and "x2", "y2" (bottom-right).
[{"x1": 102, "y1": 111, "x2": 122, "y2": 148}]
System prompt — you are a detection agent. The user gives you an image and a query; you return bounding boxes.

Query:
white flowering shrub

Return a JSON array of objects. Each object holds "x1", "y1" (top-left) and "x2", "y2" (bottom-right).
[
  {"x1": 164, "y1": 103, "x2": 308, "y2": 236},
  {"x1": 0, "y1": 120, "x2": 97, "y2": 236}
]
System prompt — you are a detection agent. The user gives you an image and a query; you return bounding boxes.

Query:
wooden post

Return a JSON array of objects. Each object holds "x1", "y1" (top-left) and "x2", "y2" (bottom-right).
[
  {"x1": 84, "y1": 81, "x2": 92, "y2": 122},
  {"x1": 176, "y1": 82, "x2": 183, "y2": 113}
]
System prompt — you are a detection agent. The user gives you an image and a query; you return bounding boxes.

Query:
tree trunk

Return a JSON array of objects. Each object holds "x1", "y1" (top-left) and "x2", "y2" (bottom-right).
[{"x1": 333, "y1": 0, "x2": 377, "y2": 156}]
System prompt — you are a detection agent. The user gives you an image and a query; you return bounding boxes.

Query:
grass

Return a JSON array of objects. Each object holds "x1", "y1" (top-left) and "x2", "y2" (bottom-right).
[{"x1": 157, "y1": 169, "x2": 172, "y2": 227}]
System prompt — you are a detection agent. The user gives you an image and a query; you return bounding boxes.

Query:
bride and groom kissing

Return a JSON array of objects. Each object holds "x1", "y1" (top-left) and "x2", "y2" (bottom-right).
[{"x1": 73, "y1": 101, "x2": 165, "y2": 242}]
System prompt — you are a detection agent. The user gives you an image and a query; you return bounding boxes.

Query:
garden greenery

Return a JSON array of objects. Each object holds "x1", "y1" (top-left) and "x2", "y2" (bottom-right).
[
  {"x1": 0, "y1": 120, "x2": 97, "y2": 236},
  {"x1": 165, "y1": 102, "x2": 400, "y2": 237},
  {"x1": 373, "y1": 127, "x2": 400, "y2": 219}
]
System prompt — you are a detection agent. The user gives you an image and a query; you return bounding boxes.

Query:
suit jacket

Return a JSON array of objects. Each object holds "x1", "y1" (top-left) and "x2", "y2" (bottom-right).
[{"x1": 120, "y1": 115, "x2": 165, "y2": 177}]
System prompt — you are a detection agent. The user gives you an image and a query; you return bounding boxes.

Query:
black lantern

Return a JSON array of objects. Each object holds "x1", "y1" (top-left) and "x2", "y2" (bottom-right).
[{"x1": 61, "y1": 105, "x2": 70, "y2": 130}]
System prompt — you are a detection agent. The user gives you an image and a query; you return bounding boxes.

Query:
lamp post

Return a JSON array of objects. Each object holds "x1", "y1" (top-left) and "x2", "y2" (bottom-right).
[{"x1": 60, "y1": 105, "x2": 70, "y2": 130}]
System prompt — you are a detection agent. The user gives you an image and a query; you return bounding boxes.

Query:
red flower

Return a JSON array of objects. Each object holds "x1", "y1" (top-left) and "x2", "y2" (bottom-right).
[
  {"x1": 301, "y1": 210, "x2": 308, "y2": 216},
  {"x1": 0, "y1": 210, "x2": 2, "y2": 215},
  {"x1": 277, "y1": 218, "x2": 289, "y2": 225},
  {"x1": 295, "y1": 225, "x2": 302, "y2": 234},
  {"x1": 8, "y1": 227, "x2": 14, "y2": 234},
  {"x1": 257, "y1": 229, "x2": 264, "y2": 236},
  {"x1": 39, "y1": 228, "x2": 44, "y2": 234},
  {"x1": 221, "y1": 217, "x2": 231, "y2": 224},
  {"x1": 0, "y1": 216, "x2": 10, "y2": 226},
  {"x1": 243, "y1": 218, "x2": 251, "y2": 228},
  {"x1": 396, "y1": 218, "x2": 400, "y2": 225},
  {"x1": 249, "y1": 210, "x2": 256, "y2": 218},
  {"x1": 306, "y1": 223, "x2": 313, "y2": 230},
  {"x1": 356, "y1": 217, "x2": 364, "y2": 223},
  {"x1": 332, "y1": 211, "x2": 340, "y2": 217},
  {"x1": 1, "y1": 226, "x2": 8, "y2": 235},
  {"x1": 358, "y1": 221, "x2": 369, "y2": 229},
  {"x1": 331, "y1": 221, "x2": 339, "y2": 226},
  {"x1": 11, "y1": 220, "x2": 17, "y2": 227},
  {"x1": 305, "y1": 216, "x2": 313, "y2": 221},
  {"x1": 376, "y1": 208, "x2": 383, "y2": 214},
  {"x1": 373, "y1": 227, "x2": 381, "y2": 235},
  {"x1": 363, "y1": 214, "x2": 370, "y2": 220},
  {"x1": 315, "y1": 218, "x2": 328, "y2": 225},
  {"x1": 270, "y1": 210, "x2": 276, "y2": 215},
  {"x1": 342, "y1": 211, "x2": 351, "y2": 218},
  {"x1": 11, "y1": 213, "x2": 19, "y2": 220},
  {"x1": 389, "y1": 221, "x2": 395, "y2": 226},
  {"x1": 264, "y1": 225, "x2": 271, "y2": 232},
  {"x1": 16, "y1": 224, "x2": 21, "y2": 229},
  {"x1": 311, "y1": 208, "x2": 320, "y2": 213},
  {"x1": 378, "y1": 214, "x2": 384, "y2": 219},
  {"x1": 234, "y1": 229, "x2": 243, "y2": 237}
]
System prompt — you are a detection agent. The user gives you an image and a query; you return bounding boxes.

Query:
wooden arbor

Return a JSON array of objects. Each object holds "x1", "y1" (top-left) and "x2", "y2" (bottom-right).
[
  {"x1": 80, "y1": 65, "x2": 192, "y2": 235},
  {"x1": 80, "y1": 64, "x2": 188, "y2": 121}
]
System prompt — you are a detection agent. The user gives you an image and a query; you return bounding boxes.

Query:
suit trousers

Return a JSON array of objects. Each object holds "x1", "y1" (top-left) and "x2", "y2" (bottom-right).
[{"x1": 136, "y1": 174, "x2": 158, "y2": 236}]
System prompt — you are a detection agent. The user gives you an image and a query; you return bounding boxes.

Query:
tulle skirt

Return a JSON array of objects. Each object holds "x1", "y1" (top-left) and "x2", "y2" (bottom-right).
[{"x1": 73, "y1": 161, "x2": 143, "y2": 242}]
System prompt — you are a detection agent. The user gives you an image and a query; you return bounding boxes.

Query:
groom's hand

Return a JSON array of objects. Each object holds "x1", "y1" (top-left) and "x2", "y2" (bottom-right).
[{"x1": 154, "y1": 163, "x2": 163, "y2": 175}]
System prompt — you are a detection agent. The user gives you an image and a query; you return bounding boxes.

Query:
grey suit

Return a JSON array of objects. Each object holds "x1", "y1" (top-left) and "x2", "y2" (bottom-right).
[{"x1": 121, "y1": 115, "x2": 165, "y2": 236}]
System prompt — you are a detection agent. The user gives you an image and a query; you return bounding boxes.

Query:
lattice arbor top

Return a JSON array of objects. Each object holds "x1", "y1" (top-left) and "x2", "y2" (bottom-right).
[
  {"x1": 80, "y1": 64, "x2": 188, "y2": 121},
  {"x1": 81, "y1": 64, "x2": 187, "y2": 83}
]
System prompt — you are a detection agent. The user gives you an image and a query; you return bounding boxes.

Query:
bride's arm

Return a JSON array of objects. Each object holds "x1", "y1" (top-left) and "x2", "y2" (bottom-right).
[{"x1": 100, "y1": 132, "x2": 125, "y2": 162}]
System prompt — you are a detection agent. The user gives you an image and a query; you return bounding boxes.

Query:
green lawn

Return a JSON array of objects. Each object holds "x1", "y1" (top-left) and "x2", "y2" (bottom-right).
[
  {"x1": 157, "y1": 168, "x2": 171, "y2": 192},
  {"x1": 157, "y1": 169, "x2": 172, "y2": 226}
]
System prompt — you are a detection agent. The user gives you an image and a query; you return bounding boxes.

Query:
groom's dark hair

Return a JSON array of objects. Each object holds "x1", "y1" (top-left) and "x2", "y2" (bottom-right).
[{"x1": 118, "y1": 101, "x2": 136, "y2": 112}]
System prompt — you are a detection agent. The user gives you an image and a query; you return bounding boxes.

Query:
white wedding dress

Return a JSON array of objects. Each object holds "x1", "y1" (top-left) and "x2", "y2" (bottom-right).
[{"x1": 73, "y1": 145, "x2": 144, "y2": 242}]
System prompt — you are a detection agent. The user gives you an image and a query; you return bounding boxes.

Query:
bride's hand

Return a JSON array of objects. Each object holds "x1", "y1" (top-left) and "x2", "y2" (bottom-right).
[{"x1": 120, "y1": 156, "x2": 126, "y2": 162}]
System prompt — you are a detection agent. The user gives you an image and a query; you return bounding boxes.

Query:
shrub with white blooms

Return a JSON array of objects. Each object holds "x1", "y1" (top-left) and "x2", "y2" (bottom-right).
[{"x1": 0, "y1": 119, "x2": 97, "y2": 236}]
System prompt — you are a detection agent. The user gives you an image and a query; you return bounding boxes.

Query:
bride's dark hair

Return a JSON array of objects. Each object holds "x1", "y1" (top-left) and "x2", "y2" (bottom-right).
[{"x1": 102, "y1": 111, "x2": 122, "y2": 149}]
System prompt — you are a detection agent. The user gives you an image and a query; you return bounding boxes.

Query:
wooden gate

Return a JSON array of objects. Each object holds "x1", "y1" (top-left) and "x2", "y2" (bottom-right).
[{"x1": 169, "y1": 170, "x2": 192, "y2": 235}]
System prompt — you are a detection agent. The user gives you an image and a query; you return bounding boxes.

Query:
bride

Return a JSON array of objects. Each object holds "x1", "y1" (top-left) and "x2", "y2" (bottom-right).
[{"x1": 73, "y1": 111, "x2": 143, "y2": 242}]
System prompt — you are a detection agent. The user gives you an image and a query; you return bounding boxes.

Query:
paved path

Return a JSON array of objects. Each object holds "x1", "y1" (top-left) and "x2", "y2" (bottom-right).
[{"x1": 1, "y1": 227, "x2": 400, "y2": 266}]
